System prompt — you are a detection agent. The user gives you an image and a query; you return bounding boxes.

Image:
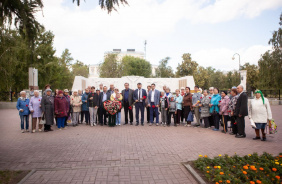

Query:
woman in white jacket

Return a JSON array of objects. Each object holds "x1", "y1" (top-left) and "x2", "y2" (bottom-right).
[{"x1": 248, "y1": 90, "x2": 272, "y2": 141}]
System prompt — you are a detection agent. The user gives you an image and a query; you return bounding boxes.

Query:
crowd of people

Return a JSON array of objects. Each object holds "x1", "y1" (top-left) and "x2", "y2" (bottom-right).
[{"x1": 16, "y1": 83, "x2": 272, "y2": 141}]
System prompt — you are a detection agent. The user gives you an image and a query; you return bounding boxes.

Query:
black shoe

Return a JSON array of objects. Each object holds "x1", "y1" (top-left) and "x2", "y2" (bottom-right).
[
  {"x1": 123, "y1": 123, "x2": 128, "y2": 125},
  {"x1": 253, "y1": 137, "x2": 260, "y2": 140},
  {"x1": 130, "y1": 123, "x2": 133, "y2": 125},
  {"x1": 174, "y1": 124, "x2": 177, "y2": 127},
  {"x1": 135, "y1": 124, "x2": 139, "y2": 126},
  {"x1": 141, "y1": 124, "x2": 144, "y2": 126},
  {"x1": 229, "y1": 132, "x2": 235, "y2": 135},
  {"x1": 261, "y1": 137, "x2": 266, "y2": 141},
  {"x1": 44, "y1": 129, "x2": 48, "y2": 132},
  {"x1": 104, "y1": 123, "x2": 107, "y2": 126},
  {"x1": 221, "y1": 130, "x2": 226, "y2": 133},
  {"x1": 235, "y1": 135, "x2": 246, "y2": 138}
]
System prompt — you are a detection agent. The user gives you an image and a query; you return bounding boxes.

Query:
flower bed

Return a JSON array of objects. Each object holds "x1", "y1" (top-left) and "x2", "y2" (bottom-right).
[{"x1": 193, "y1": 152, "x2": 282, "y2": 184}]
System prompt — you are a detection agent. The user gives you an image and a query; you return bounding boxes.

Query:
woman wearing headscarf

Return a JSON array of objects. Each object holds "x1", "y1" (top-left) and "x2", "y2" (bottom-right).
[
  {"x1": 54, "y1": 90, "x2": 69, "y2": 130},
  {"x1": 41, "y1": 89, "x2": 55, "y2": 132},
  {"x1": 249, "y1": 90, "x2": 272, "y2": 141},
  {"x1": 70, "y1": 89, "x2": 82, "y2": 127},
  {"x1": 219, "y1": 90, "x2": 230, "y2": 133},
  {"x1": 209, "y1": 88, "x2": 221, "y2": 131},
  {"x1": 16, "y1": 91, "x2": 30, "y2": 133},
  {"x1": 29, "y1": 90, "x2": 43, "y2": 133}
]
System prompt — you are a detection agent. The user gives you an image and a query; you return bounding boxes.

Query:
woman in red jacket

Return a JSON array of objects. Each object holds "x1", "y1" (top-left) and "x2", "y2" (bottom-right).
[{"x1": 54, "y1": 90, "x2": 69, "y2": 130}]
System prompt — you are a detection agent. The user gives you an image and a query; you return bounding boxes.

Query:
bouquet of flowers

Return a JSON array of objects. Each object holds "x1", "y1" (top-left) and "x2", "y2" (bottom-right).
[{"x1": 103, "y1": 100, "x2": 122, "y2": 115}]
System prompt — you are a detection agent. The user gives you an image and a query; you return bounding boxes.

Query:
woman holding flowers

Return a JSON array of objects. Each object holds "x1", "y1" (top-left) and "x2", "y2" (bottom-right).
[
  {"x1": 110, "y1": 88, "x2": 123, "y2": 126},
  {"x1": 199, "y1": 90, "x2": 211, "y2": 128},
  {"x1": 249, "y1": 90, "x2": 272, "y2": 141},
  {"x1": 209, "y1": 88, "x2": 221, "y2": 131},
  {"x1": 219, "y1": 91, "x2": 230, "y2": 133}
]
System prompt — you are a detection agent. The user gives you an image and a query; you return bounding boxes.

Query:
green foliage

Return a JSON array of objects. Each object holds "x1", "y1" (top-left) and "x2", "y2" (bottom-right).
[
  {"x1": 72, "y1": 60, "x2": 89, "y2": 78},
  {"x1": 194, "y1": 152, "x2": 282, "y2": 184},
  {"x1": 176, "y1": 53, "x2": 198, "y2": 77},
  {"x1": 155, "y1": 57, "x2": 175, "y2": 78},
  {"x1": 99, "y1": 54, "x2": 122, "y2": 78},
  {"x1": 121, "y1": 56, "x2": 152, "y2": 77},
  {"x1": 73, "y1": 0, "x2": 128, "y2": 13},
  {"x1": 241, "y1": 63, "x2": 259, "y2": 91}
]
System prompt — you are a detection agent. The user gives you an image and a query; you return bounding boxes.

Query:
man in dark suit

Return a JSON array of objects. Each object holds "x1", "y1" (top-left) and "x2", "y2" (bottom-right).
[
  {"x1": 133, "y1": 83, "x2": 147, "y2": 126},
  {"x1": 107, "y1": 84, "x2": 115, "y2": 97},
  {"x1": 98, "y1": 86, "x2": 111, "y2": 126},
  {"x1": 121, "y1": 83, "x2": 134, "y2": 125},
  {"x1": 234, "y1": 85, "x2": 248, "y2": 138},
  {"x1": 148, "y1": 83, "x2": 160, "y2": 126}
]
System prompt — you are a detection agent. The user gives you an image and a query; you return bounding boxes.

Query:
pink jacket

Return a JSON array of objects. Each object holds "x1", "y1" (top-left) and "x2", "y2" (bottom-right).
[{"x1": 220, "y1": 95, "x2": 230, "y2": 115}]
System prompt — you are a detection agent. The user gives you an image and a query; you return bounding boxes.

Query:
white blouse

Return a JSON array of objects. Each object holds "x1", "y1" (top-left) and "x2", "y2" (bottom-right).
[{"x1": 248, "y1": 97, "x2": 272, "y2": 123}]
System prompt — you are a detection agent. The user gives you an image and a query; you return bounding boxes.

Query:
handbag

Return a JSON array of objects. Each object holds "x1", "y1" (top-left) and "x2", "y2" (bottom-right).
[
  {"x1": 250, "y1": 118, "x2": 256, "y2": 129},
  {"x1": 187, "y1": 111, "x2": 194, "y2": 122},
  {"x1": 39, "y1": 113, "x2": 46, "y2": 125},
  {"x1": 269, "y1": 119, "x2": 277, "y2": 134}
]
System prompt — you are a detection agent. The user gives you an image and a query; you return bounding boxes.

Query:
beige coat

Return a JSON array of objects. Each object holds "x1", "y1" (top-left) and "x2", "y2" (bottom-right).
[{"x1": 70, "y1": 95, "x2": 82, "y2": 112}]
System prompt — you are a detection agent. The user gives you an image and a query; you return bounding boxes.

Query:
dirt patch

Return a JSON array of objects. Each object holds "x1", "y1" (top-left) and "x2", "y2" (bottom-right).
[{"x1": 0, "y1": 170, "x2": 30, "y2": 184}]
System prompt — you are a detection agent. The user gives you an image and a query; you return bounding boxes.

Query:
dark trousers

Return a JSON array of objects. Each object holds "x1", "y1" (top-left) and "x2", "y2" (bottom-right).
[
  {"x1": 146, "y1": 107, "x2": 150, "y2": 122},
  {"x1": 168, "y1": 112, "x2": 176, "y2": 125},
  {"x1": 183, "y1": 106, "x2": 191, "y2": 124},
  {"x1": 181, "y1": 107, "x2": 185, "y2": 122},
  {"x1": 213, "y1": 113, "x2": 220, "y2": 129},
  {"x1": 82, "y1": 111, "x2": 90, "y2": 124},
  {"x1": 124, "y1": 101, "x2": 133, "y2": 124},
  {"x1": 150, "y1": 102, "x2": 159, "y2": 123},
  {"x1": 236, "y1": 116, "x2": 246, "y2": 136},
  {"x1": 203, "y1": 117, "x2": 210, "y2": 128},
  {"x1": 176, "y1": 109, "x2": 182, "y2": 124},
  {"x1": 222, "y1": 115, "x2": 229, "y2": 132},
  {"x1": 99, "y1": 107, "x2": 107, "y2": 125},
  {"x1": 135, "y1": 102, "x2": 145, "y2": 124},
  {"x1": 44, "y1": 124, "x2": 51, "y2": 131},
  {"x1": 209, "y1": 116, "x2": 214, "y2": 127},
  {"x1": 230, "y1": 116, "x2": 238, "y2": 134}
]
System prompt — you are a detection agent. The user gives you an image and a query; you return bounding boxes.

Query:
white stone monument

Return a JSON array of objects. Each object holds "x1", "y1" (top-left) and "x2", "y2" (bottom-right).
[
  {"x1": 72, "y1": 75, "x2": 195, "y2": 92},
  {"x1": 28, "y1": 67, "x2": 38, "y2": 90}
]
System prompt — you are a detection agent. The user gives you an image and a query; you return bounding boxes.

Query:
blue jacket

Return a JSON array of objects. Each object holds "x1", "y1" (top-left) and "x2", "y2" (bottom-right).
[
  {"x1": 16, "y1": 98, "x2": 30, "y2": 116},
  {"x1": 133, "y1": 88, "x2": 147, "y2": 106},
  {"x1": 148, "y1": 89, "x2": 160, "y2": 105},
  {"x1": 81, "y1": 92, "x2": 89, "y2": 111},
  {"x1": 174, "y1": 95, "x2": 183, "y2": 110},
  {"x1": 210, "y1": 94, "x2": 221, "y2": 113}
]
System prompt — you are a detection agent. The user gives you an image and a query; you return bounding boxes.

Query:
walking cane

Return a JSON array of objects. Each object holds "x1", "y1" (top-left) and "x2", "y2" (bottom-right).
[{"x1": 222, "y1": 115, "x2": 226, "y2": 133}]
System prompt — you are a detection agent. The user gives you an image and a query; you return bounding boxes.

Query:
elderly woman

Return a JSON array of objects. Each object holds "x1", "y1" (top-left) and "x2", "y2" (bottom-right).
[
  {"x1": 199, "y1": 90, "x2": 211, "y2": 128},
  {"x1": 249, "y1": 90, "x2": 272, "y2": 141},
  {"x1": 70, "y1": 90, "x2": 82, "y2": 127},
  {"x1": 54, "y1": 90, "x2": 69, "y2": 130},
  {"x1": 29, "y1": 90, "x2": 42, "y2": 133},
  {"x1": 110, "y1": 88, "x2": 123, "y2": 126},
  {"x1": 228, "y1": 89, "x2": 238, "y2": 135},
  {"x1": 87, "y1": 86, "x2": 99, "y2": 127},
  {"x1": 219, "y1": 91, "x2": 230, "y2": 133},
  {"x1": 165, "y1": 87, "x2": 172, "y2": 98},
  {"x1": 41, "y1": 89, "x2": 55, "y2": 132},
  {"x1": 16, "y1": 91, "x2": 30, "y2": 133},
  {"x1": 209, "y1": 88, "x2": 221, "y2": 131},
  {"x1": 183, "y1": 87, "x2": 193, "y2": 126},
  {"x1": 175, "y1": 89, "x2": 183, "y2": 126},
  {"x1": 81, "y1": 88, "x2": 90, "y2": 125}
]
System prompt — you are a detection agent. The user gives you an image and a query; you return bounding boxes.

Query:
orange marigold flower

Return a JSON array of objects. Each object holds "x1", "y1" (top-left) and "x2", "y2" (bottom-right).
[
  {"x1": 243, "y1": 171, "x2": 247, "y2": 175},
  {"x1": 214, "y1": 166, "x2": 217, "y2": 169},
  {"x1": 219, "y1": 172, "x2": 224, "y2": 175},
  {"x1": 250, "y1": 181, "x2": 255, "y2": 184},
  {"x1": 226, "y1": 180, "x2": 231, "y2": 183},
  {"x1": 204, "y1": 155, "x2": 208, "y2": 158},
  {"x1": 272, "y1": 168, "x2": 277, "y2": 172},
  {"x1": 243, "y1": 166, "x2": 249, "y2": 170},
  {"x1": 233, "y1": 166, "x2": 236, "y2": 168},
  {"x1": 259, "y1": 168, "x2": 264, "y2": 171},
  {"x1": 279, "y1": 155, "x2": 282, "y2": 158},
  {"x1": 256, "y1": 180, "x2": 261, "y2": 184},
  {"x1": 276, "y1": 176, "x2": 280, "y2": 180},
  {"x1": 219, "y1": 180, "x2": 222, "y2": 183},
  {"x1": 215, "y1": 182, "x2": 219, "y2": 184},
  {"x1": 207, "y1": 171, "x2": 210, "y2": 173}
]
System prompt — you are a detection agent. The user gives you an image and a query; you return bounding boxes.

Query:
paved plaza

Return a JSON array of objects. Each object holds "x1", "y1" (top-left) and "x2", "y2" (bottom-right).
[{"x1": 0, "y1": 106, "x2": 281, "y2": 184}]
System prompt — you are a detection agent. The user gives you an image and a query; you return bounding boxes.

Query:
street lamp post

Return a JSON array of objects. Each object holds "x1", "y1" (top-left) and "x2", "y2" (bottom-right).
[{"x1": 232, "y1": 53, "x2": 241, "y2": 84}]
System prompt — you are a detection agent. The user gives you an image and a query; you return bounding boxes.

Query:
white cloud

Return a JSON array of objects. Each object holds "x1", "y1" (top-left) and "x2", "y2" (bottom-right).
[
  {"x1": 191, "y1": 45, "x2": 271, "y2": 71},
  {"x1": 34, "y1": 0, "x2": 281, "y2": 70}
]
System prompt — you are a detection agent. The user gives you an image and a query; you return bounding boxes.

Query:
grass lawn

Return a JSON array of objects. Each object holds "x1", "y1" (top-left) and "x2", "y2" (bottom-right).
[{"x1": 0, "y1": 170, "x2": 30, "y2": 184}]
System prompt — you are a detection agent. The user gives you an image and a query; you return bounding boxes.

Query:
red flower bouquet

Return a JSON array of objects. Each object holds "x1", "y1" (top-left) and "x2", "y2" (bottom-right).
[
  {"x1": 26, "y1": 105, "x2": 28, "y2": 107},
  {"x1": 219, "y1": 100, "x2": 221, "y2": 103},
  {"x1": 143, "y1": 96, "x2": 146, "y2": 99},
  {"x1": 103, "y1": 100, "x2": 122, "y2": 115},
  {"x1": 128, "y1": 106, "x2": 132, "y2": 110},
  {"x1": 152, "y1": 105, "x2": 156, "y2": 108},
  {"x1": 209, "y1": 97, "x2": 211, "y2": 99},
  {"x1": 39, "y1": 99, "x2": 41, "y2": 101}
]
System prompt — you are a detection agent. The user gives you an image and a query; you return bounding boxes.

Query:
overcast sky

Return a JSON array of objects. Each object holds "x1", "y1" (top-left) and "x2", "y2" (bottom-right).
[{"x1": 36, "y1": 0, "x2": 282, "y2": 72}]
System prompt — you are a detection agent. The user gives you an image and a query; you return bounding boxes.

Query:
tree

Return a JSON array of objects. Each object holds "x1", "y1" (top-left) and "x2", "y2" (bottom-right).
[
  {"x1": 193, "y1": 66, "x2": 209, "y2": 89},
  {"x1": 73, "y1": 0, "x2": 128, "y2": 13},
  {"x1": 176, "y1": 53, "x2": 198, "y2": 77},
  {"x1": 72, "y1": 60, "x2": 89, "y2": 78},
  {"x1": 241, "y1": 63, "x2": 259, "y2": 91},
  {"x1": 121, "y1": 56, "x2": 152, "y2": 77},
  {"x1": 99, "y1": 53, "x2": 121, "y2": 78},
  {"x1": 155, "y1": 57, "x2": 174, "y2": 78}
]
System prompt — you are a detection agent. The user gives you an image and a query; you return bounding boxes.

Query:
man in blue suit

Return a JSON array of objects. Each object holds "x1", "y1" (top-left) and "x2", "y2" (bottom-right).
[
  {"x1": 148, "y1": 83, "x2": 160, "y2": 126},
  {"x1": 98, "y1": 86, "x2": 111, "y2": 126},
  {"x1": 133, "y1": 83, "x2": 147, "y2": 126}
]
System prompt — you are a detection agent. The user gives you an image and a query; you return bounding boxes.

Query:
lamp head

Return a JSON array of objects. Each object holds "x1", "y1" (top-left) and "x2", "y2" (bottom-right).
[
  {"x1": 37, "y1": 55, "x2": 41, "y2": 59},
  {"x1": 232, "y1": 56, "x2": 235, "y2": 60}
]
